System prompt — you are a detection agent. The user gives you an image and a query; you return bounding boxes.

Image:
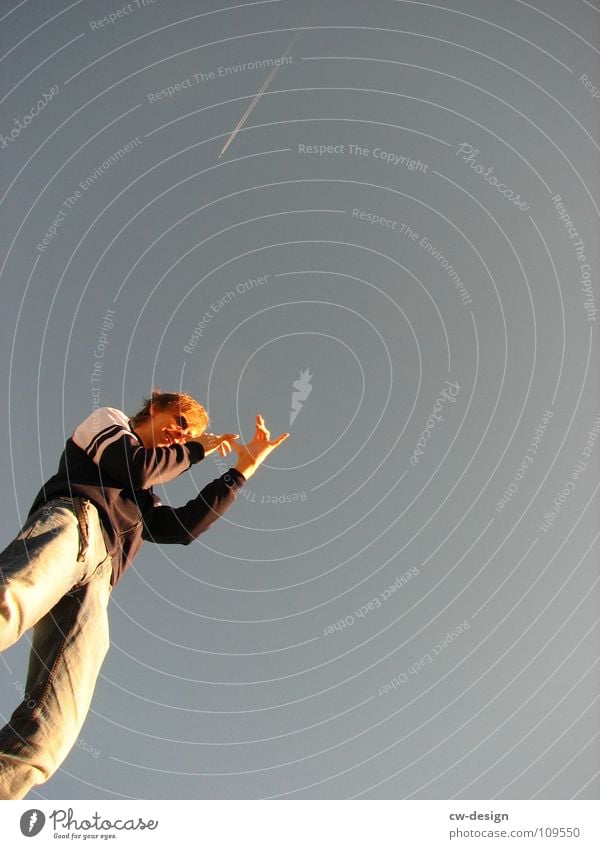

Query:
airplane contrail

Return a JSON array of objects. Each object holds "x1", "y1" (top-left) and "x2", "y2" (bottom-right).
[{"x1": 218, "y1": 3, "x2": 319, "y2": 159}]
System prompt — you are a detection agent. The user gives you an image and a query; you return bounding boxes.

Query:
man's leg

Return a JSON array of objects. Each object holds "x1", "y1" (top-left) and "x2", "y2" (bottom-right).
[
  {"x1": 0, "y1": 499, "x2": 112, "y2": 799},
  {"x1": 0, "y1": 554, "x2": 112, "y2": 799}
]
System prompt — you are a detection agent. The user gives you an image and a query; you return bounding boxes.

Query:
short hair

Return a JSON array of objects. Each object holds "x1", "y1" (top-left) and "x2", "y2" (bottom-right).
[{"x1": 129, "y1": 389, "x2": 209, "y2": 436}]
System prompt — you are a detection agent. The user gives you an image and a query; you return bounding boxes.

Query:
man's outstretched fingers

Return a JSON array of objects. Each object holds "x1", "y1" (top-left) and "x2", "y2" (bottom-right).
[
  {"x1": 232, "y1": 419, "x2": 289, "y2": 479},
  {"x1": 256, "y1": 414, "x2": 270, "y2": 441},
  {"x1": 216, "y1": 433, "x2": 239, "y2": 456},
  {"x1": 199, "y1": 432, "x2": 239, "y2": 456},
  {"x1": 219, "y1": 433, "x2": 239, "y2": 443}
]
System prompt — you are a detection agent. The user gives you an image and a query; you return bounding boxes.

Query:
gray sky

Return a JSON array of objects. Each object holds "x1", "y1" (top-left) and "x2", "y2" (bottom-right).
[{"x1": 0, "y1": 0, "x2": 599, "y2": 800}]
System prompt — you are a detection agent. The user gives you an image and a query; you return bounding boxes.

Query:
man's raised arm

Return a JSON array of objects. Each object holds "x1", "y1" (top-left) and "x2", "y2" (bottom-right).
[
  {"x1": 141, "y1": 414, "x2": 289, "y2": 545},
  {"x1": 73, "y1": 407, "x2": 206, "y2": 490}
]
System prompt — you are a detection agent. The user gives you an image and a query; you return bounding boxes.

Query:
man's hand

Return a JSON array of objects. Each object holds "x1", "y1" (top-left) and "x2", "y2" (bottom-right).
[
  {"x1": 232, "y1": 415, "x2": 289, "y2": 480},
  {"x1": 196, "y1": 432, "x2": 239, "y2": 458}
]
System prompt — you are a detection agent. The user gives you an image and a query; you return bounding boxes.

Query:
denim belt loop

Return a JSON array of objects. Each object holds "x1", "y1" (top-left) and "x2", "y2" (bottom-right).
[{"x1": 71, "y1": 498, "x2": 90, "y2": 563}]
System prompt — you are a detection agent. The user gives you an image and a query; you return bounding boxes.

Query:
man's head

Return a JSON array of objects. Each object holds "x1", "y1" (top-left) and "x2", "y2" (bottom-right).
[{"x1": 129, "y1": 390, "x2": 209, "y2": 448}]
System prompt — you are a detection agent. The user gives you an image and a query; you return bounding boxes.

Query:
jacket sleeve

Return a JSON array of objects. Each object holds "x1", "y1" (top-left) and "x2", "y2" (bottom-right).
[
  {"x1": 72, "y1": 407, "x2": 204, "y2": 490},
  {"x1": 141, "y1": 469, "x2": 246, "y2": 544}
]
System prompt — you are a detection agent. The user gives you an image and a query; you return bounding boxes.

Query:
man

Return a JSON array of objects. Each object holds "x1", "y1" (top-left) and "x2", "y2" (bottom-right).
[{"x1": 0, "y1": 390, "x2": 288, "y2": 799}]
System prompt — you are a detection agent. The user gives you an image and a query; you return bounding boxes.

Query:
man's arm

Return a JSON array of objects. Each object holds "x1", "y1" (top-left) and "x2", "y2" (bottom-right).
[
  {"x1": 73, "y1": 407, "x2": 205, "y2": 490},
  {"x1": 141, "y1": 469, "x2": 246, "y2": 544},
  {"x1": 141, "y1": 414, "x2": 289, "y2": 545}
]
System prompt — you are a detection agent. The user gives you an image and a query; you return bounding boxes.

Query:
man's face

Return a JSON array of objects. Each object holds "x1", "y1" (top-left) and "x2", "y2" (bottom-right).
[{"x1": 142, "y1": 406, "x2": 202, "y2": 448}]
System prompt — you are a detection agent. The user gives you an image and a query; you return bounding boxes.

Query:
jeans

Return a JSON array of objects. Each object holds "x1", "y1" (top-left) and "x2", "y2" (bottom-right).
[{"x1": 0, "y1": 497, "x2": 113, "y2": 799}]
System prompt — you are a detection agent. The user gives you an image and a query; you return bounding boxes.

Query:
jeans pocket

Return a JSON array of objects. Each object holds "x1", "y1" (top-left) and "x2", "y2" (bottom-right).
[
  {"x1": 16, "y1": 515, "x2": 47, "y2": 541},
  {"x1": 18, "y1": 502, "x2": 71, "y2": 541},
  {"x1": 70, "y1": 552, "x2": 112, "y2": 592},
  {"x1": 93, "y1": 553, "x2": 112, "y2": 581}
]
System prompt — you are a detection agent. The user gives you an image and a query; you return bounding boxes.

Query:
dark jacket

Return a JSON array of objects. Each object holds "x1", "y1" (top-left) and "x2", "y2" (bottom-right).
[{"x1": 29, "y1": 407, "x2": 245, "y2": 585}]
